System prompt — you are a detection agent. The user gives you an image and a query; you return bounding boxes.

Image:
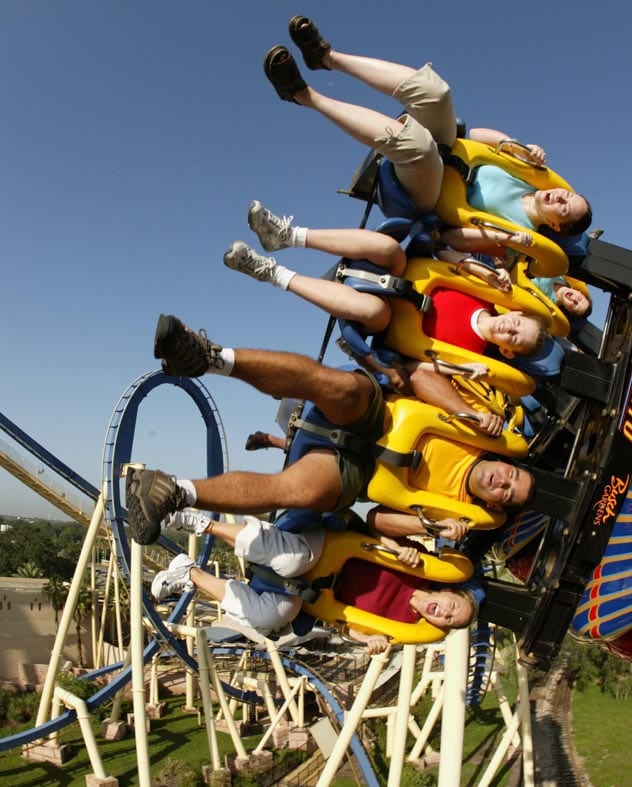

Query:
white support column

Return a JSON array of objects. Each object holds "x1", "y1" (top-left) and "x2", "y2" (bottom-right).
[
  {"x1": 130, "y1": 538, "x2": 151, "y2": 787},
  {"x1": 195, "y1": 628, "x2": 221, "y2": 770},
  {"x1": 477, "y1": 708, "x2": 522, "y2": 787},
  {"x1": 437, "y1": 628, "x2": 470, "y2": 787},
  {"x1": 201, "y1": 637, "x2": 249, "y2": 760},
  {"x1": 184, "y1": 533, "x2": 198, "y2": 711},
  {"x1": 90, "y1": 549, "x2": 98, "y2": 669},
  {"x1": 265, "y1": 638, "x2": 300, "y2": 726},
  {"x1": 516, "y1": 657, "x2": 535, "y2": 786},
  {"x1": 149, "y1": 654, "x2": 160, "y2": 706},
  {"x1": 387, "y1": 644, "x2": 416, "y2": 787},
  {"x1": 110, "y1": 647, "x2": 133, "y2": 722},
  {"x1": 408, "y1": 684, "x2": 444, "y2": 761},
  {"x1": 112, "y1": 541, "x2": 126, "y2": 662},
  {"x1": 54, "y1": 687, "x2": 111, "y2": 780},
  {"x1": 476, "y1": 643, "x2": 534, "y2": 787},
  {"x1": 36, "y1": 495, "x2": 105, "y2": 727},
  {"x1": 316, "y1": 647, "x2": 391, "y2": 787},
  {"x1": 94, "y1": 550, "x2": 115, "y2": 670},
  {"x1": 490, "y1": 670, "x2": 521, "y2": 749},
  {"x1": 253, "y1": 676, "x2": 307, "y2": 754}
]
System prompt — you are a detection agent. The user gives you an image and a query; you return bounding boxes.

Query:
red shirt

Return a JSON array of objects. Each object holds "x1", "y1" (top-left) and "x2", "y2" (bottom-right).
[
  {"x1": 423, "y1": 287, "x2": 490, "y2": 354},
  {"x1": 336, "y1": 559, "x2": 428, "y2": 624}
]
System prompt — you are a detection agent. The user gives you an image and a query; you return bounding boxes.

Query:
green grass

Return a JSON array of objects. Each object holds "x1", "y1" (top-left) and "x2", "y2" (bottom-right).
[
  {"x1": 0, "y1": 678, "x2": 520, "y2": 787},
  {"x1": 0, "y1": 695, "x2": 263, "y2": 786},
  {"x1": 423, "y1": 688, "x2": 518, "y2": 787},
  {"x1": 2, "y1": 675, "x2": 629, "y2": 786},
  {"x1": 572, "y1": 682, "x2": 632, "y2": 787}
]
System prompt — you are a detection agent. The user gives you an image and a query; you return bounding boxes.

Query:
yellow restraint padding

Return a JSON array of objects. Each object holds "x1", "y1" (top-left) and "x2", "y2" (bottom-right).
[
  {"x1": 436, "y1": 138, "x2": 572, "y2": 277},
  {"x1": 385, "y1": 256, "x2": 554, "y2": 396},
  {"x1": 449, "y1": 375, "x2": 526, "y2": 426},
  {"x1": 511, "y1": 261, "x2": 571, "y2": 337},
  {"x1": 302, "y1": 530, "x2": 473, "y2": 644},
  {"x1": 367, "y1": 396, "x2": 529, "y2": 530}
]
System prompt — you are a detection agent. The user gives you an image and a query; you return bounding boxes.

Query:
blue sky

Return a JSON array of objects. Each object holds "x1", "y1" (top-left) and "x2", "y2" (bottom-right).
[{"x1": 1, "y1": 1, "x2": 630, "y2": 517}]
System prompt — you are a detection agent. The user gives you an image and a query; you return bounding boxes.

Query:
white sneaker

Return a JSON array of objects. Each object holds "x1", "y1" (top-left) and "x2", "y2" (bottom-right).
[
  {"x1": 224, "y1": 241, "x2": 277, "y2": 283},
  {"x1": 248, "y1": 200, "x2": 293, "y2": 251},
  {"x1": 151, "y1": 553, "x2": 195, "y2": 600},
  {"x1": 163, "y1": 508, "x2": 210, "y2": 537}
]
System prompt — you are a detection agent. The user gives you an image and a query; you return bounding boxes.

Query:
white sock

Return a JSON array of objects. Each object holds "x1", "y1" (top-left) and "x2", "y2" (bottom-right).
[
  {"x1": 290, "y1": 226, "x2": 308, "y2": 247},
  {"x1": 208, "y1": 348, "x2": 235, "y2": 375},
  {"x1": 272, "y1": 265, "x2": 296, "y2": 290},
  {"x1": 176, "y1": 479, "x2": 197, "y2": 506}
]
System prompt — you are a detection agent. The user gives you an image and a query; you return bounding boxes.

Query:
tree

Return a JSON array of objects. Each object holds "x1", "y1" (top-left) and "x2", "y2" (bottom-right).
[
  {"x1": 55, "y1": 523, "x2": 84, "y2": 564},
  {"x1": 43, "y1": 577, "x2": 68, "y2": 627},
  {"x1": 602, "y1": 656, "x2": 632, "y2": 700},
  {"x1": 0, "y1": 521, "x2": 57, "y2": 577},
  {"x1": 73, "y1": 586, "x2": 93, "y2": 668},
  {"x1": 0, "y1": 519, "x2": 85, "y2": 580},
  {"x1": 563, "y1": 635, "x2": 632, "y2": 699},
  {"x1": 16, "y1": 561, "x2": 44, "y2": 578}
]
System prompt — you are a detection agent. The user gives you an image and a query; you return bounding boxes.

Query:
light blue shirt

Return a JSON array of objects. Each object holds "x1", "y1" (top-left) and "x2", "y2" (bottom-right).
[
  {"x1": 531, "y1": 275, "x2": 566, "y2": 303},
  {"x1": 468, "y1": 165, "x2": 535, "y2": 229}
]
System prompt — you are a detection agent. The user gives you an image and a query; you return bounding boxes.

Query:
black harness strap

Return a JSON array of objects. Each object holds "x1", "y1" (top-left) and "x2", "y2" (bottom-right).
[
  {"x1": 289, "y1": 414, "x2": 367, "y2": 454},
  {"x1": 290, "y1": 415, "x2": 421, "y2": 469},
  {"x1": 438, "y1": 143, "x2": 477, "y2": 186},
  {"x1": 371, "y1": 444, "x2": 422, "y2": 469},
  {"x1": 311, "y1": 573, "x2": 341, "y2": 592},
  {"x1": 336, "y1": 262, "x2": 432, "y2": 312},
  {"x1": 246, "y1": 563, "x2": 320, "y2": 604}
]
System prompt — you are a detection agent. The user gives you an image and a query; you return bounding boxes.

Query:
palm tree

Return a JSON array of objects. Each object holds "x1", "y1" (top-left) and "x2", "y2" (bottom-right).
[
  {"x1": 73, "y1": 586, "x2": 93, "y2": 667},
  {"x1": 16, "y1": 561, "x2": 44, "y2": 578},
  {"x1": 43, "y1": 577, "x2": 68, "y2": 627}
]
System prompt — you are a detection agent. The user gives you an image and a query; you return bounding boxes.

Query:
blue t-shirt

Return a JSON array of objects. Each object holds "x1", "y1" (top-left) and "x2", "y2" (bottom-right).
[
  {"x1": 468, "y1": 165, "x2": 535, "y2": 229},
  {"x1": 531, "y1": 275, "x2": 565, "y2": 303}
]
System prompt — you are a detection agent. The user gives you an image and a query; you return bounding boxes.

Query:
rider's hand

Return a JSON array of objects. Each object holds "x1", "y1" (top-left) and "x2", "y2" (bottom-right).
[
  {"x1": 437, "y1": 518, "x2": 470, "y2": 542},
  {"x1": 472, "y1": 410, "x2": 504, "y2": 437},
  {"x1": 460, "y1": 363, "x2": 490, "y2": 380},
  {"x1": 526, "y1": 144, "x2": 547, "y2": 165},
  {"x1": 365, "y1": 635, "x2": 390, "y2": 655},
  {"x1": 395, "y1": 545, "x2": 422, "y2": 567},
  {"x1": 508, "y1": 231, "x2": 533, "y2": 248},
  {"x1": 492, "y1": 267, "x2": 513, "y2": 292}
]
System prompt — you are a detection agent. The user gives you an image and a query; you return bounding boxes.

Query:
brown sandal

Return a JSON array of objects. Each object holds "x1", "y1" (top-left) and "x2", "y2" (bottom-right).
[
  {"x1": 288, "y1": 16, "x2": 331, "y2": 71},
  {"x1": 245, "y1": 431, "x2": 272, "y2": 451},
  {"x1": 263, "y1": 45, "x2": 307, "y2": 103}
]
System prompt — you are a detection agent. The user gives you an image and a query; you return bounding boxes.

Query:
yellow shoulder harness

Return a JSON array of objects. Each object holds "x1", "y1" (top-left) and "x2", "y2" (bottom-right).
[
  {"x1": 512, "y1": 261, "x2": 571, "y2": 336},
  {"x1": 367, "y1": 396, "x2": 529, "y2": 530},
  {"x1": 385, "y1": 256, "x2": 552, "y2": 396},
  {"x1": 302, "y1": 530, "x2": 473, "y2": 644},
  {"x1": 436, "y1": 138, "x2": 572, "y2": 277}
]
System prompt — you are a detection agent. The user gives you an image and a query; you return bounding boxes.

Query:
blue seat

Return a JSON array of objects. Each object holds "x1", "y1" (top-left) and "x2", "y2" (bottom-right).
[
  {"x1": 488, "y1": 335, "x2": 565, "y2": 380},
  {"x1": 329, "y1": 216, "x2": 439, "y2": 374}
]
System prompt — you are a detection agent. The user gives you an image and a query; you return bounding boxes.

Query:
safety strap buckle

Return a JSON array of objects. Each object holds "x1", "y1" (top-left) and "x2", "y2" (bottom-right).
[
  {"x1": 311, "y1": 573, "x2": 341, "y2": 593},
  {"x1": 438, "y1": 144, "x2": 476, "y2": 187},
  {"x1": 336, "y1": 262, "x2": 431, "y2": 312},
  {"x1": 290, "y1": 414, "x2": 365, "y2": 454},
  {"x1": 246, "y1": 563, "x2": 320, "y2": 603},
  {"x1": 371, "y1": 445, "x2": 422, "y2": 469}
]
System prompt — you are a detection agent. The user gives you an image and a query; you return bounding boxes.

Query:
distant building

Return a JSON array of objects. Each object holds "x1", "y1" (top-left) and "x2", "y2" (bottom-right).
[{"x1": 0, "y1": 576, "x2": 83, "y2": 688}]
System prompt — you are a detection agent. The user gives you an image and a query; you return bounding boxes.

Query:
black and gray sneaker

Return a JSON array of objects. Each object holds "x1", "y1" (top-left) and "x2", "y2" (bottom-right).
[
  {"x1": 248, "y1": 200, "x2": 294, "y2": 251},
  {"x1": 126, "y1": 468, "x2": 187, "y2": 545},
  {"x1": 154, "y1": 314, "x2": 223, "y2": 377},
  {"x1": 224, "y1": 241, "x2": 277, "y2": 282}
]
